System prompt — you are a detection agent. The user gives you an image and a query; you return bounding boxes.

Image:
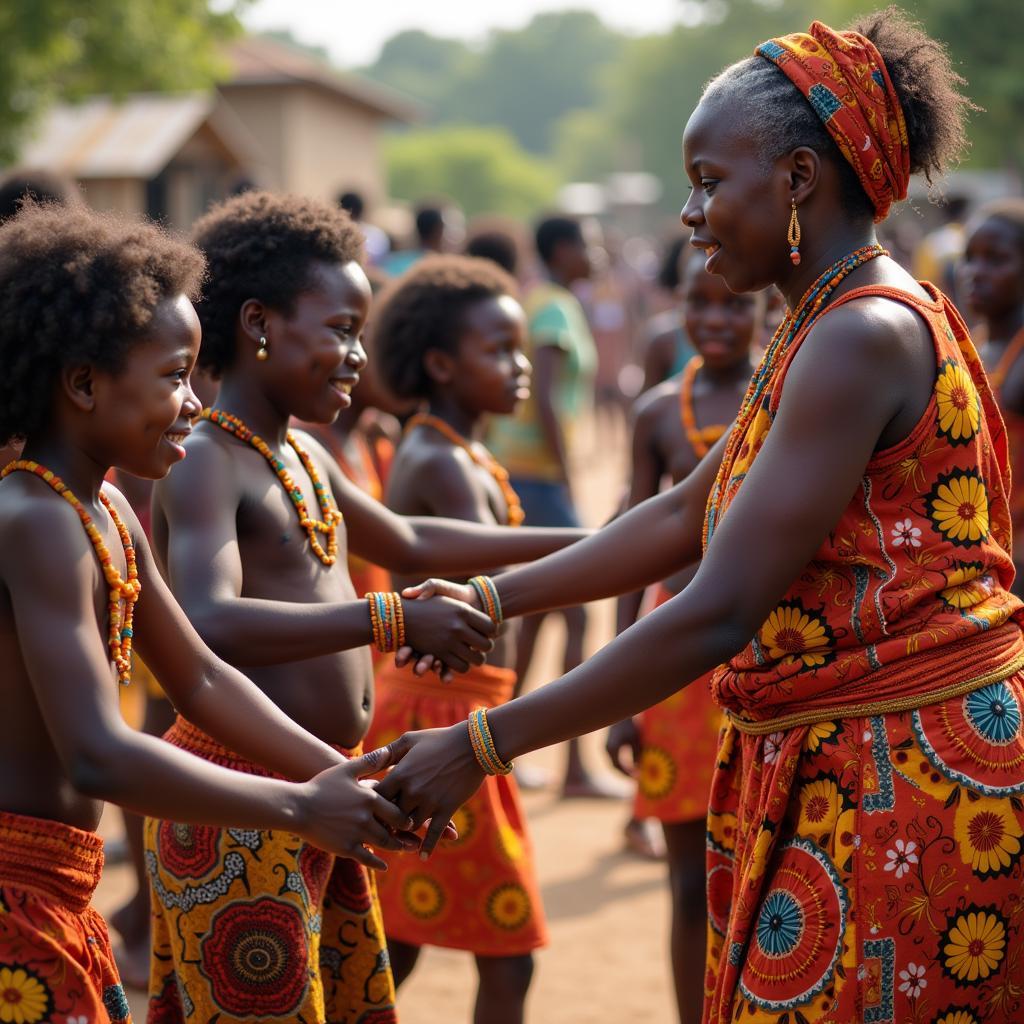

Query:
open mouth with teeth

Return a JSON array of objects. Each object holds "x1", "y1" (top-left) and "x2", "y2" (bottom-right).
[
  {"x1": 330, "y1": 378, "x2": 355, "y2": 397},
  {"x1": 165, "y1": 430, "x2": 189, "y2": 445}
]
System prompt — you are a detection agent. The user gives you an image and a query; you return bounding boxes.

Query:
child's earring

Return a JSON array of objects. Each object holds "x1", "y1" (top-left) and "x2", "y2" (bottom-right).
[
  {"x1": 787, "y1": 199, "x2": 801, "y2": 266},
  {"x1": 256, "y1": 335, "x2": 269, "y2": 361}
]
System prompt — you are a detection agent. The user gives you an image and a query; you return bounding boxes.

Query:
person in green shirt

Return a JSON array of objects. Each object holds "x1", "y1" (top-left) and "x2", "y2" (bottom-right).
[{"x1": 489, "y1": 216, "x2": 617, "y2": 797}]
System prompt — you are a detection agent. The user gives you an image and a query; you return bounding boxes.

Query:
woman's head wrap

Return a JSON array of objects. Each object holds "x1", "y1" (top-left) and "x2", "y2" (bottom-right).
[{"x1": 755, "y1": 21, "x2": 910, "y2": 221}]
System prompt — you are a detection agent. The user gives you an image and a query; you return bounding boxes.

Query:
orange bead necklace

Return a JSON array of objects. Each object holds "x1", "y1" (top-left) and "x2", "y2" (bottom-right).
[
  {"x1": 406, "y1": 413, "x2": 525, "y2": 526},
  {"x1": 1, "y1": 460, "x2": 140, "y2": 684},
  {"x1": 678, "y1": 356, "x2": 728, "y2": 458},
  {"x1": 201, "y1": 408, "x2": 342, "y2": 566}
]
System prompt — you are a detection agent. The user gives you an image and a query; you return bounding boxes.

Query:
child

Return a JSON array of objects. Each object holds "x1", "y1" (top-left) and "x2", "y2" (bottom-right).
[
  {"x1": 0, "y1": 202, "x2": 414, "y2": 1023},
  {"x1": 962, "y1": 199, "x2": 1024, "y2": 592},
  {"x1": 149, "y1": 192, "x2": 586, "y2": 1023},
  {"x1": 367, "y1": 256, "x2": 546, "y2": 1024},
  {"x1": 607, "y1": 248, "x2": 762, "y2": 1023}
]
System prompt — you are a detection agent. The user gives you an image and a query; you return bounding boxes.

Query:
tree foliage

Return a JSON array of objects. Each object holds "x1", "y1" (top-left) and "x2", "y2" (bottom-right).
[
  {"x1": 385, "y1": 126, "x2": 559, "y2": 220},
  {"x1": 0, "y1": 0, "x2": 246, "y2": 162}
]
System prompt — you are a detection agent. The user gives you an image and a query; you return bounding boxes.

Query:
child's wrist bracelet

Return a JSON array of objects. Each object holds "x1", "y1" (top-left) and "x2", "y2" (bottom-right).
[
  {"x1": 366, "y1": 592, "x2": 406, "y2": 653},
  {"x1": 468, "y1": 575, "x2": 503, "y2": 626}
]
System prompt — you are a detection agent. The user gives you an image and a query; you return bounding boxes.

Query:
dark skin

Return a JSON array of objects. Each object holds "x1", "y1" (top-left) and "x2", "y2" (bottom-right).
[
  {"x1": 0, "y1": 294, "x2": 415, "y2": 870},
  {"x1": 385, "y1": 293, "x2": 542, "y2": 1024},
  {"x1": 379, "y1": 87, "x2": 937, "y2": 857},
  {"x1": 151, "y1": 260, "x2": 586, "y2": 751},
  {"x1": 961, "y1": 214, "x2": 1024, "y2": 594},
  {"x1": 607, "y1": 251, "x2": 761, "y2": 1024}
]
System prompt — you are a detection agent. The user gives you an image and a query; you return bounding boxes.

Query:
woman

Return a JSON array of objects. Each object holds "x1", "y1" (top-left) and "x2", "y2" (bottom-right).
[{"x1": 380, "y1": 11, "x2": 1022, "y2": 1022}]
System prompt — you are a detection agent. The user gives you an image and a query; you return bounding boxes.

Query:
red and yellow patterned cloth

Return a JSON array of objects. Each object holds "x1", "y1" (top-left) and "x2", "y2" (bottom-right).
[
  {"x1": 756, "y1": 21, "x2": 909, "y2": 222},
  {"x1": 634, "y1": 595, "x2": 724, "y2": 825},
  {"x1": 0, "y1": 811, "x2": 132, "y2": 1023},
  {"x1": 144, "y1": 717, "x2": 396, "y2": 1024},
  {"x1": 365, "y1": 662, "x2": 548, "y2": 956},
  {"x1": 702, "y1": 285, "x2": 1024, "y2": 1022}
]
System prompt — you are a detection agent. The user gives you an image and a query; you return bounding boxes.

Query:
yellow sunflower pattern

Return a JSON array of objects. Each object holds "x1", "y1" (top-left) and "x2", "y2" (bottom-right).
[
  {"x1": 953, "y1": 795, "x2": 1023, "y2": 877},
  {"x1": 939, "y1": 562, "x2": 991, "y2": 610},
  {"x1": 486, "y1": 883, "x2": 532, "y2": 931},
  {"x1": 796, "y1": 777, "x2": 843, "y2": 838},
  {"x1": 935, "y1": 358, "x2": 981, "y2": 446},
  {"x1": 403, "y1": 874, "x2": 446, "y2": 920},
  {"x1": 941, "y1": 907, "x2": 1007, "y2": 983},
  {"x1": 0, "y1": 966, "x2": 52, "y2": 1024},
  {"x1": 927, "y1": 469, "x2": 989, "y2": 547},
  {"x1": 638, "y1": 745, "x2": 676, "y2": 799},
  {"x1": 760, "y1": 600, "x2": 835, "y2": 669},
  {"x1": 934, "y1": 1011, "x2": 980, "y2": 1024}
]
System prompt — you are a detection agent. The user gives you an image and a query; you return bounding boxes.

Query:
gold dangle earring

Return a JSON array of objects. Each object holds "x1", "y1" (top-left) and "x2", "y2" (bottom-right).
[
  {"x1": 256, "y1": 335, "x2": 269, "y2": 361},
  {"x1": 787, "y1": 199, "x2": 801, "y2": 266}
]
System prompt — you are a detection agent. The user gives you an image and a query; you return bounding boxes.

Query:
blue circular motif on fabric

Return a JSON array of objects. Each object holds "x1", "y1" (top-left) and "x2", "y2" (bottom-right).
[
  {"x1": 756, "y1": 890, "x2": 804, "y2": 958},
  {"x1": 965, "y1": 682, "x2": 1021, "y2": 745}
]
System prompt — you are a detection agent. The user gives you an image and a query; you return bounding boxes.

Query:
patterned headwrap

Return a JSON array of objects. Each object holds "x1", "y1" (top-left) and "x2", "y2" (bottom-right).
[{"x1": 755, "y1": 21, "x2": 910, "y2": 222}]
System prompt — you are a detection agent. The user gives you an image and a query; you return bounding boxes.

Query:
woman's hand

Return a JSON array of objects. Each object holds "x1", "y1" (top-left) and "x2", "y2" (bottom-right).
[
  {"x1": 297, "y1": 747, "x2": 420, "y2": 870},
  {"x1": 376, "y1": 725, "x2": 486, "y2": 856},
  {"x1": 396, "y1": 579, "x2": 486, "y2": 678}
]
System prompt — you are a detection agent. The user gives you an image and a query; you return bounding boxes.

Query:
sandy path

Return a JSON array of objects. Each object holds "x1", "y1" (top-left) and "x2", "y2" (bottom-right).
[{"x1": 92, "y1": 412, "x2": 679, "y2": 1022}]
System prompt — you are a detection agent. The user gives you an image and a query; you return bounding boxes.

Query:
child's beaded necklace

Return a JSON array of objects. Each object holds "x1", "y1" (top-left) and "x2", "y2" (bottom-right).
[
  {"x1": 1, "y1": 460, "x2": 140, "y2": 684},
  {"x1": 201, "y1": 408, "x2": 343, "y2": 566},
  {"x1": 406, "y1": 413, "x2": 525, "y2": 526},
  {"x1": 679, "y1": 356, "x2": 729, "y2": 458},
  {"x1": 703, "y1": 243, "x2": 886, "y2": 548}
]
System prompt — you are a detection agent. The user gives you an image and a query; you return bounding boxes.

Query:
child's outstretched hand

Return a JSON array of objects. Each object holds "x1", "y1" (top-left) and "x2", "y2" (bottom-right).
[
  {"x1": 298, "y1": 747, "x2": 420, "y2": 869},
  {"x1": 397, "y1": 587, "x2": 494, "y2": 677},
  {"x1": 395, "y1": 579, "x2": 485, "y2": 678},
  {"x1": 605, "y1": 717, "x2": 642, "y2": 777},
  {"x1": 376, "y1": 726, "x2": 486, "y2": 857}
]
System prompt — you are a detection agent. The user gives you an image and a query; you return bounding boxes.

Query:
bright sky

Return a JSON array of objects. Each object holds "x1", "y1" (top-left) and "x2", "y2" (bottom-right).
[{"x1": 241, "y1": 0, "x2": 685, "y2": 67}]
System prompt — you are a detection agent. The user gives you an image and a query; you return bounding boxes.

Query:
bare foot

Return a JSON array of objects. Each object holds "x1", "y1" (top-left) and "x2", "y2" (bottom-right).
[
  {"x1": 560, "y1": 773, "x2": 632, "y2": 800},
  {"x1": 623, "y1": 817, "x2": 666, "y2": 861}
]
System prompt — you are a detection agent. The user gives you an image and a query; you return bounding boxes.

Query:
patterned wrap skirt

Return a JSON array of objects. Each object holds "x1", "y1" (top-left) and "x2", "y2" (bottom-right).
[
  {"x1": 144, "y1": 717, "x2": 397, "y2": 1024},
  {"x1": 365, "y1": 662, "x2": 548, "y2": 956},
  {"x1": 0, "y1": 810, "x2": 132, "y2": 1023},
  {"x1": 705, "y1": 669, "x2": 1024, "y2": 1023}
]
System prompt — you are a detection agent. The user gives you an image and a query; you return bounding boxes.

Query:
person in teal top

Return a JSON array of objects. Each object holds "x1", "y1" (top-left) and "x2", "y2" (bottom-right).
[{"x1": 489, "y1": 217, "x2": 618, "y2": 798}]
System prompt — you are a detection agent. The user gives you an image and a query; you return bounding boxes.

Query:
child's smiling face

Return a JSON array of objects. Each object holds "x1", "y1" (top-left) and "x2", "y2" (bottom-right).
[
  {"x1": 90, "y1": 293, "x2": 202, "y2": 479},
  {"x1": 257, "y1": 260, "x2": 371, "y2": 424}
]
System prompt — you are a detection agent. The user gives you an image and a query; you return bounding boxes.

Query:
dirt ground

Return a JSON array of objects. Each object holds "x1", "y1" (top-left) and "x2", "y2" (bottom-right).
[{"x1": 92, "y1": 412, "x2": 679, "y2": 1022}]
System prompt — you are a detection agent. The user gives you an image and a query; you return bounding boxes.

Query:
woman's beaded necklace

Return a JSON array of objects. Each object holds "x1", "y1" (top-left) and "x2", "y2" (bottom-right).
[
  {"x1": 1, "y1": 460, "x2": 140, "y2": 684},
  {"x1": 679, "y1": 356, "x2": 728, "y2": 458},
  {"x1": 406, "y1": 413, "x2": 525, "y2": 526},
  {"x1": 201, "y1": 408, "x2": 342, "y2": 566},
  {"x1": 703, "y1": 243, "x2": 887, "y2": 548}
]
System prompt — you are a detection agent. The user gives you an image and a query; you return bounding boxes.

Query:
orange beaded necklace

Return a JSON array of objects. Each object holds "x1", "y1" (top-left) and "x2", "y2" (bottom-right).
[
  {"x1": 406, "y1": 413, "x2": 525, "y2": 526},
  {"x1": 1, "y1": 460, "x2": 140, "y2": 684},
  {"x1": 678, "y1": 356, "x2": 728, "y2": 458},
  {"x1": 201, "y1": 409, "x2": 342, "y2": 566}
]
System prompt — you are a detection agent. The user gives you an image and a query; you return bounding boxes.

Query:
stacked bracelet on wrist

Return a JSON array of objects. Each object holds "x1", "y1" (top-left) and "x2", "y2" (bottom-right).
[
  {"x1": 366, "y1": 592, "x2": 406, "y2": 653},
  {"x1": 468, "y1": 575, "x2": 503, "y2": 626},
  {"x1": 467, "y1": 707, "x2": 513, "y2": 775}
]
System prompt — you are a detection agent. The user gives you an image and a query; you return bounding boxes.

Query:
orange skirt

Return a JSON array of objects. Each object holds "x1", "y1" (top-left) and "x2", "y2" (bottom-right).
[
  {"x1": 634, "y1": 585, "x2": 724, "y2": 823},
  {"x1": 0, "y1": 811, "x2": 132, "y2": 1022},
  {"x1": 366, "y1": 662, "x2": 548, "y2": 956}
]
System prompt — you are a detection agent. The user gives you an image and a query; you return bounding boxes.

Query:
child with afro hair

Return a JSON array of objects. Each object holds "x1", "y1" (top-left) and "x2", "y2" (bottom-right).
[{"x1": 367, "y1": 254, "x2": 552, "y2": 1024}]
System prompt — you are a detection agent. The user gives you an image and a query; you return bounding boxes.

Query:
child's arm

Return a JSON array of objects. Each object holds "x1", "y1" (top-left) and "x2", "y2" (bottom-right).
[
  {"x1": 4, "y1": 497, "x2": 411, "y2": 868},
  {"x1": 154, "y1": 436, "x2": 495, "y2": 671},
  {"x1": 306, "y1": 434, "x2": 590, "y2": 575}
]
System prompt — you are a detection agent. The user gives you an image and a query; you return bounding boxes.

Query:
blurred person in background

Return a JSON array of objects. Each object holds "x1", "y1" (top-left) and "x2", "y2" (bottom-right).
[
  {"x1": 339, "y1": 189, "x2": 391, "y2": 266},
  {"x1": 488, "y1": 215, "x2": 616, "y2": 797},
  {"x1": 383, "y1": 201, "x2": 465, "y2": 277},
  {"x1": 962, "y1": 199, "x2": 1024, "y2": 593},
  {"x1": 640, "y1": 235, "x2": 696, "y2": 392},
  {"x1": 913, "y1": 193, "x2": 969, "y2": 299}
]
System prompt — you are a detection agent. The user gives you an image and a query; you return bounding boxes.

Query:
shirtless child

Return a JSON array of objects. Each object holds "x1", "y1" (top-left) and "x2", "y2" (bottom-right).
[{"x1": 148, "y1": 192, "x2": 586, "y2": 1023}]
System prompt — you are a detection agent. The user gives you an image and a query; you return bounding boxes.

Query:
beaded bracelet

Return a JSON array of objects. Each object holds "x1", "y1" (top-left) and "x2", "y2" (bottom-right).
[
  {"x1": 468, "y1": 575, "x2": 503, "y2": 626},
  {"x1": 366, "y1": 592, "x2": 407, "y2": 653},
  {"x1": 467, "y1": 707, "x2": 513, "y2": 775}
]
